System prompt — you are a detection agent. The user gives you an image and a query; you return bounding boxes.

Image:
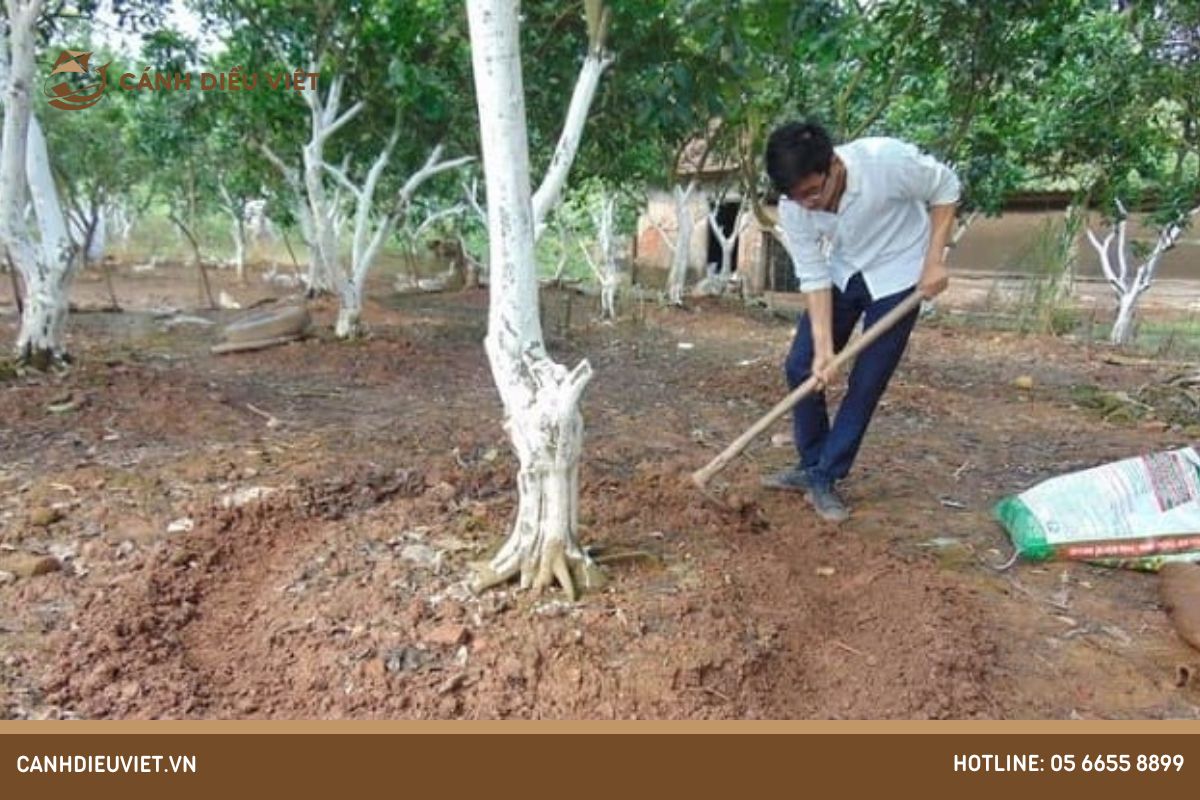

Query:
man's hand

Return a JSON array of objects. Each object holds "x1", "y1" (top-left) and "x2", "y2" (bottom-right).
[
  {"x1": 918, "y1": 256, "x2": 949, "y2": 299},
  {"x1": 812, "y1": 345, "x2": 837, "y2": 389}
]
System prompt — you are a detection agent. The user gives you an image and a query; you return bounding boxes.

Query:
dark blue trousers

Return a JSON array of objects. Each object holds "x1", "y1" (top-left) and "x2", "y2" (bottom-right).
[{"x1": 784, "y1": 273, "x2": 919, "y2": 489}]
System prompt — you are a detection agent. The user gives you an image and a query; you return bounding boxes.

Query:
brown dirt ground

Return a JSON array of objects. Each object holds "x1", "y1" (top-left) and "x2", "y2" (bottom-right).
[{"x1": 0, "y1": 262, "x2": 1198, "y2": 720}]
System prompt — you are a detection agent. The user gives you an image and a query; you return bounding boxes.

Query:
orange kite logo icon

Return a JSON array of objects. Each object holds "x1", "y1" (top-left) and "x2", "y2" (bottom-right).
[{"x1": 45, "y1": 50, "x2": 109, "y2": 111}]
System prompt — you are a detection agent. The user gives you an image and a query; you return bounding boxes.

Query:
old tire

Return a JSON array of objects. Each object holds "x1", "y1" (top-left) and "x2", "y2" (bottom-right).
[{"x1": 221, "y1": 304, "x2": 310, "y2": 344}]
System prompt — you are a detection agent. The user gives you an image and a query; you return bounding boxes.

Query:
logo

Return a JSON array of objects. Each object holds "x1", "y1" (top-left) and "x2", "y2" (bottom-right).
[
  {"x1": 45, "y1": 48, "x2": 320, "y2": 111},
  {"x1": 45, "y1": 50, "x2": 110, "y2": 111}
]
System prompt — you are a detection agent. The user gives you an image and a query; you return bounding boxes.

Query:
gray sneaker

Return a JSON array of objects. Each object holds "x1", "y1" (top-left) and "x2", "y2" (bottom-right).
[
  {"x1": 761, "y1": 465, "x2": 813, "y2": 493},
  {"x1": 805, "y1": 484, "x2": 850, "y2": 523}
]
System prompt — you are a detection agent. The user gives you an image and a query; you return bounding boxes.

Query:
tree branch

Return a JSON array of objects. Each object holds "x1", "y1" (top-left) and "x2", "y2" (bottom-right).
[
  {"x1": 531, "y1": 51, "x2": 613, "y2": 232},
  {"x1": 396, "y1": 147, "x2": 475, "y2": 212},
  {"x1": 322, "y1": 161, "x2": 361, "y2": 200},
  {"x1": 322, "y1": 99, "x2": 365, "y2": 142}
]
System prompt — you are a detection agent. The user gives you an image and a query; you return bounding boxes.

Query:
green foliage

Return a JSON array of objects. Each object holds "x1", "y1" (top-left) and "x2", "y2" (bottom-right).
[{"x1": 20, "y1": 0, "x2": 1199, "y2": 281}]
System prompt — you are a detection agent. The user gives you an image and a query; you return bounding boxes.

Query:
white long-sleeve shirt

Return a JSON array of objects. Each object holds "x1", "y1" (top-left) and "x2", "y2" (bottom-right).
[{"x1": 777, "y1": 137, "x2": 960, "y2": 298}]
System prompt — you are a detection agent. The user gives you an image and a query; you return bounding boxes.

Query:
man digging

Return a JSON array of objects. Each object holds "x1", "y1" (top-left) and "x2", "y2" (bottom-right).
[{"x1": 762, "y1": 121, "x2": 960, "y2": 523}]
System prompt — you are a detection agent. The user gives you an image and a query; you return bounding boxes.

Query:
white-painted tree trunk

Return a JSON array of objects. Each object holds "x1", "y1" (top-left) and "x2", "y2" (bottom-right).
[
  {"x1": 263, "y1": 70, "x2": 362, "y2": 297},
  {"x1": 466, "y1": 0, "x2": 603, "y2": 599},
  {"x1": 1086, "y1": 200, "x2": 1198, "y2": 346},
  {"x1": 303, "y1": 141, "x2": 338, "y2": 294},
  {"x1": 664, "y1": 182, "x2": 695, "y2": 305},
  {"x1": 88, "y1": 211, "x2": 106, "y2": 264},
  {"x1": 326, "y1": 139, "x2": 473, "y2": 339},
  {"x1": 579, "y1": 192, "x2": 618, "y2": 319},
  {"x1": 217, "y1": 183, "x2": 247, "y2": 282},
  {"x1": 109, "y1": 201, "x2": 134, "y2": 247},
  {"x1": 1, "y1": 0, "x2": 77, "y2": 368},
  {"x1": 697, "y1": 200, "x2": 749, "y2": 296}
]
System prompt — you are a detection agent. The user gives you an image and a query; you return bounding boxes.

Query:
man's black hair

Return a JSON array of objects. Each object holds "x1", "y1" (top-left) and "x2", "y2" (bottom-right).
[{"x1": 765, "y1": 121, "x2": 835, "y2": 194}]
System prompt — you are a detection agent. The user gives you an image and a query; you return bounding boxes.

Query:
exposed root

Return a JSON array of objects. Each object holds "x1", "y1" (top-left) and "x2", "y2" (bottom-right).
[
  {"x1": 470, "y1": 539, "x2": 606, "y2": 601},
  {"x1": 16, "y1": 345, "x2": 70, "y2": 373}
]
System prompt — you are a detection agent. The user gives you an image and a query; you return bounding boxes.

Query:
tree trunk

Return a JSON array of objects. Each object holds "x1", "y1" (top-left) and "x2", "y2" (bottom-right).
[
  {"x1": 466, "y1": 0, "x2": 603, "y2": 599},
  {"x1": 15, "y1": 272, "x2": 68, "y2": 369},
  {"x1": 5, "y1": 253, "x2": 23, "y2": 315},
  {"x1": 458, "y1": 233, "x2": 481, "y2": 289},
  {"x1": 1110, "y1": 290, "x2": 1139, "y2": 346},
  {"x1": 302, "y1": 143, "x2": 337, "y2": 295},
  {"x1": 169, "y1": 213, "x2": 215, "y2": 310},
  {"x1": 331, "y1": 141, "x2": 471, "y2": 339},
  {"x1": 1087, "y1": 202, "x2": 1198, "y2": 348},
  {"x1": 666, "y1": 183, "x2": 695, "y2": 305},
  {"x1": 233, "y1": 216, "x2": 246, "y2": 282},
  {"x1": 218, "y1": 183, "x2": 248, "y2": 282},
  {"x1": 335, "y1": 281, "x2": 362, "y2": 339},
  {"x1": 1, "y1": 0, "x2": 77, "y2": 367}
]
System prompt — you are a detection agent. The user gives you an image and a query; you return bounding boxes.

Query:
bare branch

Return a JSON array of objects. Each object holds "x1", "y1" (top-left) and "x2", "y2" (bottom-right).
[
  {"x1": 322, "y1": 161, "x2": 361, "y2": 200},
  {"x1": 412, "y1": 203, "x2": 467, "y2": 242},
  {"x1": 397, "y1": 147, "x2": 476, "y2": 211},
  {"x1": 463, "y1": 178, "x2": 486, "y2": 222},
  {"x1": 322, "y1": 100, "x2": 365, "y2": 142}
]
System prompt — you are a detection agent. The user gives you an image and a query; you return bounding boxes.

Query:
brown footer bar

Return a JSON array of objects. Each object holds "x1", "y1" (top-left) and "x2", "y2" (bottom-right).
[{"x1": 1, "y1": 727, "x2": 1198, "y2": 799}]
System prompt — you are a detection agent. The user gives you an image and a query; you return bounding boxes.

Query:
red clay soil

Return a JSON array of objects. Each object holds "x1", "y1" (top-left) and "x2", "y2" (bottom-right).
[{"x1": 0, "y1": 264, "x2": 1197, "y2": 719}]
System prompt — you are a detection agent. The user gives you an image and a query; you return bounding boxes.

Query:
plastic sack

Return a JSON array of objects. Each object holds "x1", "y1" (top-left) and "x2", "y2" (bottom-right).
[{"x1": 994, "y1": 446, "x2": 1200, "y2": 571}]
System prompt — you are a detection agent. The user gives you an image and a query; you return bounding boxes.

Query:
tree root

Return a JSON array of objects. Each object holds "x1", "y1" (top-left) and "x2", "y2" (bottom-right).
[{"x1": 470, "y1": 542, "x2": 606, "y2": 601}]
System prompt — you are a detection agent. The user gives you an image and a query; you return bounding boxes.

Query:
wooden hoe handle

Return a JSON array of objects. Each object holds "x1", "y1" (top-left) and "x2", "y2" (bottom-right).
[{"x1": 691, "y1": 290, "x2": 925, "y2": 490}]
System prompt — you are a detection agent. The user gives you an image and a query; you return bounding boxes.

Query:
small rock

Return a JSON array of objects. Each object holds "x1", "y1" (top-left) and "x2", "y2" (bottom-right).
[
  {"x1": 423, "y1": 623, "x2": 470, "y2": 647},
  {"x1": 29, "y1": 506, "x2": 63, "y2": 527},
  {"x1": 119, "y1": 682, "x2": 142, "y2": 702},
  {"x1": 1013, "y1": 375, "x2": 1034, "y2": 391},
  {"x1": 400, "y1": 543, "x2": 443, "y2": 570},
  {"x1": 220, "y1": 486, "x2": 276, "y2": 509},
  {"x1": 770, "y1": 433, "x2": 791, "y2": 448},
  {"x1": 46, "y1": 396, "x2": 80, "y2": 414},
  {"x1": 0, "y1": 570, "x2": 15, "y2": 586},
  {"x1": 815, "y1": 566, "x2": 835, "y2": 577},
  {"x1": 166, "y1": 517, "x2": 194, "y2": 534},
  {"x1": 384, "y1": 646, "x2": 430, "y2": 673}
]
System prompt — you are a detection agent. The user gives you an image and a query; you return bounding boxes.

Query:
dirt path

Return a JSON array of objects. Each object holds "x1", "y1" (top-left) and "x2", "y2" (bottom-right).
[{"x1": 1, "y1": 264, "x2": 1197, "y2": 719}]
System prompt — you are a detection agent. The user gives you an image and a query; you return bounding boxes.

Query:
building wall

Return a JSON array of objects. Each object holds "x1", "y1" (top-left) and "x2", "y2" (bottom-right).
[{"x1": 635, "y1": 188, "x2": 715, "y2": 277}]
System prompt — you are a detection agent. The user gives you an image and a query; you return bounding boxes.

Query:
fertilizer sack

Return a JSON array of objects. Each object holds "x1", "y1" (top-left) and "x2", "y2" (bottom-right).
[{"x1": 994, "y1": 446, "x2": 1200, "y2": 571}]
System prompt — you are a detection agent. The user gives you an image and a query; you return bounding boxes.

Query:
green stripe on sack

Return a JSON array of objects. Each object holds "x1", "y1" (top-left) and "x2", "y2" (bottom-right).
[{"x1": 993, "y1": 496, "x2": 1054, "y2": 561}]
